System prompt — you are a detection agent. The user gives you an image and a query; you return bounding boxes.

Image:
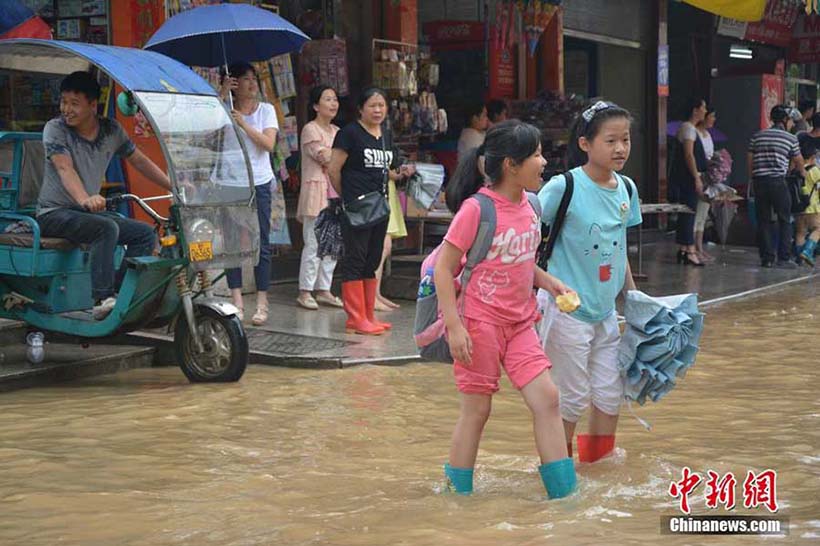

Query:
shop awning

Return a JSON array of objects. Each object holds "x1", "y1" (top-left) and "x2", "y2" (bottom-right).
[
  {"x1": 0, "y1": 39, "x2": 216, "y2": 95},
  {"x1": 682, "y1": 0, "x2": 768, "y2": 22}
]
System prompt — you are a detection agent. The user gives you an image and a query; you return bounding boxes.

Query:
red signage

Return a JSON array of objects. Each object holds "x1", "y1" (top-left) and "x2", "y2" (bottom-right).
[
  {"x1": 488, "y1": 37, "x2": 516, "y2": 99},
  {"x1": 743, "y1": 0, "x2": 801, "y2": 48},
  {"x1": 760, "y1": 74, "x2": 783, "y2": 130},
  {"x1": 423, "y1": 21, "x2": 485, "y2": 51},
  {"x1": 131, "y1": 0, "x2": 164, "y2": 48},
  {"x1": 790, "y1": 14, "x2": 820, "y2": 63}
]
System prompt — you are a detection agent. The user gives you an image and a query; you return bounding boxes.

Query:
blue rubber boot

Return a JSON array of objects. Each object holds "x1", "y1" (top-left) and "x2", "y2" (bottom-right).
[
  {"x1": 800, "y1": 239, "x2": 817, "y2": 266},
  {"x1": 539, "y1": 458, "x2": 577, "y2": 500},
  {"x1": 444, "y1": 463, "x2": 474, "y2": 495}
]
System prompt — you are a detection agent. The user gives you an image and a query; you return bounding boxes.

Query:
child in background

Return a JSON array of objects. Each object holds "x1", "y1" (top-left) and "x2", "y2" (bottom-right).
[
  {"x1": 435, "y1": 120, "x2": 578, "y2": 499},
  {"x1": 537, "y1": 101, "x2": 642, "y2": 463},
  {"x1": 796, "y1": 138, "x2": 820, "y2": 265}
]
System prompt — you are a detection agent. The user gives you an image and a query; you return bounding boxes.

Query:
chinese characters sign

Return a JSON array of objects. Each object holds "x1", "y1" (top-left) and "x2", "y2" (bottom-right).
[
  {"x1": 717, "y1": 0, "x2": 802, "y2": 48},
  {"x1": 790, "y1": 14, "x2": 820, "y2": 63},
  {"x1": 668, "y1": 467, "x2": 780, "y2": 515}
]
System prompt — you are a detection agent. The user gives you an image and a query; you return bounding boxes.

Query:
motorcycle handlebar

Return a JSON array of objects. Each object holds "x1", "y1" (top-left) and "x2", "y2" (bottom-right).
[{"x1": 106, "y1": 194, "x2": 170, "y2": 224}]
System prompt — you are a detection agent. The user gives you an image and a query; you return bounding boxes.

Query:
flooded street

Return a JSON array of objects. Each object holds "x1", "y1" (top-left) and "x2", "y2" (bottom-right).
[{"x1": 0, "y1": 283, "x2": 818, "y2": 545}]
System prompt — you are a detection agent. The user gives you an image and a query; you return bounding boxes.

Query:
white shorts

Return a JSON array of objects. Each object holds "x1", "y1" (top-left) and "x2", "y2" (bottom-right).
[{"x1": 536, "y1": 291, "x2": 623, "y2": 422}]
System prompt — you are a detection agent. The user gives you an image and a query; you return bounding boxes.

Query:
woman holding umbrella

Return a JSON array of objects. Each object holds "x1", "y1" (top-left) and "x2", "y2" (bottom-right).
[
  {"x1": 219, "y1": 61, "x2": 279, "y2": 326},
  {"x1": 328, "y1": 87, "x2": 413, "y2": 335}
]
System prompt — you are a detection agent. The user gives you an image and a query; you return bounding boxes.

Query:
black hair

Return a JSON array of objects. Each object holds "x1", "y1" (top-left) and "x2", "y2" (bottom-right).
[
  {"x1": 811, "y1": 112, "x2": 820, "y2": 129},
  {"x1": 464, "y1": 102, "x2": 487, "y2": 127},
  {"x1": 800, "y1": 136, "x2": 818, "y2": 160},
  {"x1": 357, "y1": 86, "x2": 389, "y2": 111},
  {"x1": 308, "y1": 84, "x2": 337, "y2": 121},
  {"x1": 682, "y1": 97, "x2": 706, "y2": 121},
  {"x1": 60, "y1": 71, "x2": 100, "y2": 102},
  {"x1": 445, "y1": 119, "x2": 541, "y2": 212},
  {"x1": 226, "y1": 61, "x2": 256, "y2": 80},
  {"x1": 566, "y1": 102, "x2": 632, "y2": 169},
  {"x1": 798, "y1": 100, "x2": 815, "y2": 115},
  {"x1": 770, "y1": 105, "x2": 788, "y2": 124},
  {"x1": 486, "y1": 99, "x2": 508, "y2": 122}
]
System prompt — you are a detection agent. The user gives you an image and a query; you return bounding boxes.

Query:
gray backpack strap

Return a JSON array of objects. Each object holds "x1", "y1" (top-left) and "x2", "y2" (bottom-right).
[
  {"x1": 525, "y1": 190, "x2": 542, "y2": 218},
  {"x1": 460, "y1": 193, "x2": 496, "y2": 291}
]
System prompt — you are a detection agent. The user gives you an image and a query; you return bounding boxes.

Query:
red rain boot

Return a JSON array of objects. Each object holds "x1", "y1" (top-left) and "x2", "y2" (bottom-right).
[
  {"x1": 577, "y1": 434, "x2": 615, "y2": 463},
  {"x1": 363, "y1": 278, "x2": 392, "y2": 330},
  {"x1": 342, "y1": 281, "x2": 384, "y2": 336}
]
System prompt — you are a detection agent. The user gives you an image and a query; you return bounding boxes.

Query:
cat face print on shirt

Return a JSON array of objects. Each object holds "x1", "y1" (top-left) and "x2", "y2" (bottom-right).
[{"x1": 584, "y1": 222, "x2": 626, "y2": 283}]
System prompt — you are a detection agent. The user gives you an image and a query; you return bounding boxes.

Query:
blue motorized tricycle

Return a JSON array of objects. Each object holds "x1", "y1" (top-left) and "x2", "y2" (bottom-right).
[{"x1": 0, "y1": 39, "x2": 261, "y2": 382}]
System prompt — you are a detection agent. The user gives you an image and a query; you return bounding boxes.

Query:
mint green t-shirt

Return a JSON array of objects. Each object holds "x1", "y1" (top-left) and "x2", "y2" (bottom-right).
[{"x1": 537, "y1": 167, "x2": 642, "y2": 323}]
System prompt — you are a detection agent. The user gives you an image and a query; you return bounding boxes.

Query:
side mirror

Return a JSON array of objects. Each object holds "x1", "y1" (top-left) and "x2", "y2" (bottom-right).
[{"x1": 116, "y1": 91, "x2": 138, "y2": 117}]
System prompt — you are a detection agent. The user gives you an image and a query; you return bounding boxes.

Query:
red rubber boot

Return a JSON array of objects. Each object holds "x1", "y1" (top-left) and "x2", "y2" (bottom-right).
[
  {"x1": 342, "y1": 281, "x2": 384, "y2": 335},
  {"x1": 363, "y1": 278, "x2": 392, "y2": 330},
  {"x1": 577, "y1": 434, "x2": 615, "y2": 463}
]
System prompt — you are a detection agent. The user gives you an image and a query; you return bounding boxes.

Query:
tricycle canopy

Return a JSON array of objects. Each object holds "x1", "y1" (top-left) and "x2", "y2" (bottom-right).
[
  {"x1": 0, "y1": 39, "x2": 259, "y2": 271},
  {"x1": 0, "y1": 38, "x2": 216, "y2": 94}
]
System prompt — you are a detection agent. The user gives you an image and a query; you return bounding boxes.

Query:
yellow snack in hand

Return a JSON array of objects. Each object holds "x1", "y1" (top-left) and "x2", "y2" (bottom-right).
[{"x1": 556, "y1": 292, "x2": 581, "y2": 313}]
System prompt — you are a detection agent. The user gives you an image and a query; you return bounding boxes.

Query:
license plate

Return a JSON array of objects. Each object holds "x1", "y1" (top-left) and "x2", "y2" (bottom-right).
[{"x1": 188, "y1": 241, "x2": 213, "y2": 262}]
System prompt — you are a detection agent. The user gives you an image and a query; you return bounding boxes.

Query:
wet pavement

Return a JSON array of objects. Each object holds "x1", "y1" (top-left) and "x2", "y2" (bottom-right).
[
  {"x1": 239, "y1": 241, "x2": 818, "y2": 366},
  {"x1": 0, "y1": 283, "x2": 817, "y2": 545}
]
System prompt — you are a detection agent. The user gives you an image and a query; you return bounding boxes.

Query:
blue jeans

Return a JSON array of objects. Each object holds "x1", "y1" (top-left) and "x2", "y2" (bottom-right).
[
  {"x1": 38, "y1": 208, "x2": 157, "y2": 300},
  {"x1": 226, "y1": 181, "x2": 272, "y2": 291}
]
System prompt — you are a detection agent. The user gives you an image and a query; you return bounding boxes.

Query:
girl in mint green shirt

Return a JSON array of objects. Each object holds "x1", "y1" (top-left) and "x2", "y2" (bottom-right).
[{"x1": 536, "y1": 101, "x2": 642, "y2": 464}]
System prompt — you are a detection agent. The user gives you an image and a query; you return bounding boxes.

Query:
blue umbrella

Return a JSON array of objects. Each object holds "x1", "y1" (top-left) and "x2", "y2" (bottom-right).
[
  {"x1": 617, "y1": 291, "x2": 704, "y2": 406},
  {"x1": 144, "y1": 4, "x2": 309, "y2": 69}
]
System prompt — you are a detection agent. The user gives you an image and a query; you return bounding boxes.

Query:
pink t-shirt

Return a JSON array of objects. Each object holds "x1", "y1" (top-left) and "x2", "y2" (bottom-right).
[{"x1": 444, "y1": 187, "x2": 540, "y2": 326}]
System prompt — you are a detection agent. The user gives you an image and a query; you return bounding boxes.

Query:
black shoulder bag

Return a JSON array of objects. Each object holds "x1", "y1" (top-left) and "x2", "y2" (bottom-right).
[{"x1": 343, "y1": 130, "x2": 391, "y2": 228}]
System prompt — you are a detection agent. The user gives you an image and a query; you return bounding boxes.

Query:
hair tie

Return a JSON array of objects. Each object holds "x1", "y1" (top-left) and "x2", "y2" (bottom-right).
[
  {"x1": 582, "y1": 101, "x2": 612, "y2": 122},
  {"x1": 476, "y1": 143, "x2": 486, "y2": 156}
]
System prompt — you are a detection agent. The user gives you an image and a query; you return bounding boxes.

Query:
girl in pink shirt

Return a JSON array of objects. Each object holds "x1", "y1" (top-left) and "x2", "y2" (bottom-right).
[{"x1": 434, "y1": 120, "x2": 577, "y2": 499}]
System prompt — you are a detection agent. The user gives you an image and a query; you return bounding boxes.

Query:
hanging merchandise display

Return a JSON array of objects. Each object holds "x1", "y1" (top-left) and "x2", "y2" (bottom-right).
[
  {"x1": 523, "y1": 0, "x2": 560, "y2": 56},
  {"x1": 298, "y1": 38, "x2": 349, "y2": 97}
]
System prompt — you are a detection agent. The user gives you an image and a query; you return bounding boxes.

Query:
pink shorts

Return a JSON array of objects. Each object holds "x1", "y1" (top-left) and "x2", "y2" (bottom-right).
[{"x1": 453, "y1": 317, "x2": 551, "y2": 395}]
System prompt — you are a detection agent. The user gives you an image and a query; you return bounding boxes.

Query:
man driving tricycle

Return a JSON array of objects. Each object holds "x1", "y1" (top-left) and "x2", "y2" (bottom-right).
[
  {"x1": 0, "y1": 39, "x2": 260, "y2": 383},
  {"x1": 37, "y1": 71, "x2": 171, "y2": 320}
]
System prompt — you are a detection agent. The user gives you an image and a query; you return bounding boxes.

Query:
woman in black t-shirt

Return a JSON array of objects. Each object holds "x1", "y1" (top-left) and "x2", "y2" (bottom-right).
[{"x1": 328, "y1": 87, "x2": 411, "y2": 336}]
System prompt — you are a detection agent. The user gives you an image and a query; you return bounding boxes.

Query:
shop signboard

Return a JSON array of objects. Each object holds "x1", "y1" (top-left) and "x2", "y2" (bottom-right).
[
  {"x1": 423, "y1": 21, "x2": 485, "y2": 51},
  {"x1": 131, "y1": 0, "x2": 164, "y2": 48},
  {"x1": 657, "y1": 44, "x2": 669, "y2": 97},
  {"x1": 488, "y1": 34, "x2": 516, "y2": 99},
  {"x1": 790, "y1": 14, "x2": 820, "y2": 63},
  {"x1": 717, "y1": 0, "x2": 801, "y2": 48}
]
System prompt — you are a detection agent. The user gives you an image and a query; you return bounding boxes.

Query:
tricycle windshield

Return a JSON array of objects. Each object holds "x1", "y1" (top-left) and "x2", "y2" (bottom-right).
[
  {"x1": 134, "y1": 92, "x2": 259, "y2": 271},
  {"x1": 134, "y1": 92, "x2": 253, "y2": 206}
]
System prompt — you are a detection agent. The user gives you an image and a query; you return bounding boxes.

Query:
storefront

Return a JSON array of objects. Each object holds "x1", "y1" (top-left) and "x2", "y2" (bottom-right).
[{"x1": 561, "y1": 0, "x2": 653, "y2": 190}]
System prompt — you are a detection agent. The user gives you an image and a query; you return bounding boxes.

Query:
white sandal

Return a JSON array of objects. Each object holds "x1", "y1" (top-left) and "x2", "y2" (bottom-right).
[
  {"x1": 315, "y1": 293, "x2": 343, "y2": 308},
  {"x1": 297, "y1": 294, "x2": 319, "y2": 310},
  {"x1": 252, "y1": 301, "x2": 269, "y2": 326}
]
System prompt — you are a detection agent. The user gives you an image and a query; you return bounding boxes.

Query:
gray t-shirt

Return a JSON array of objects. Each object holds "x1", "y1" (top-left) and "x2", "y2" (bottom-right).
[{"x1": 38, "y1": 117, "x2": 136, "y2": 215}]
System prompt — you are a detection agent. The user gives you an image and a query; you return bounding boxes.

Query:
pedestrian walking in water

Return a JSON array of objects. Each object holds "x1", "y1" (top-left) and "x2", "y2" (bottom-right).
[
  {"x1": 436, "y1": 120, "x2": 577, "y2": 499},
  {"x1": 537, "y1": 100, "x2": 642, "y2": 464}
]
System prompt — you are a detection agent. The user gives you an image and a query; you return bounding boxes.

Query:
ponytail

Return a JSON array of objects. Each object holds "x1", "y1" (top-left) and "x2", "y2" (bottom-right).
[{"x1": 446, "y1": 146, "x2": 484, "y2": 212}]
